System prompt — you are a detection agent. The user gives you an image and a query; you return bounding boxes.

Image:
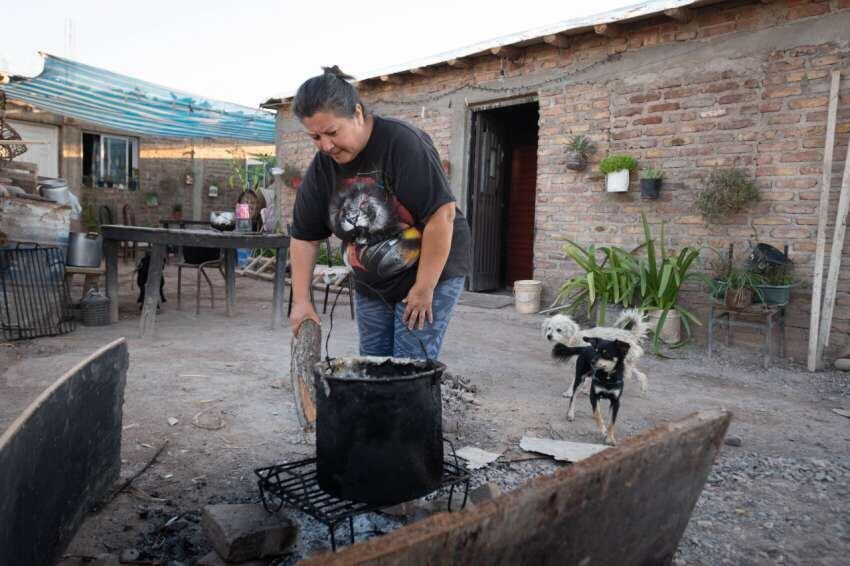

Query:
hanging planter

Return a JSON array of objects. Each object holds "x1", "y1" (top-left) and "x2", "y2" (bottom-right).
[
  {"x1": 599, "y1": 155, "x2": 637, "y2": 193},
  {"x1": 640, "y1": 167, "x2": 664, "y2": 199},
  {"x1": 565, "y1": 135, "x2": 595, "y2": 172},
  {"x1": 606, "y1": 170, "x2": 630, "y2": 192}
]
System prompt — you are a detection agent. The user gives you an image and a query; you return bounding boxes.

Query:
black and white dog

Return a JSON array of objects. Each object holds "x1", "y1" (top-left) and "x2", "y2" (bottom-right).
[
  {"x1": 553, "y1": 336, "x2": 631, "y2": 445},
  {"x1": 135, "y1": 252, "x2": 167, "y2": 310}
]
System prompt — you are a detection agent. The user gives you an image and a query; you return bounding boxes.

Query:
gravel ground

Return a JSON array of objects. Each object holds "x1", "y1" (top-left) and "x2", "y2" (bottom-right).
[{"x1": 3, "y1": 266, "x2": 849, "y2": 564}]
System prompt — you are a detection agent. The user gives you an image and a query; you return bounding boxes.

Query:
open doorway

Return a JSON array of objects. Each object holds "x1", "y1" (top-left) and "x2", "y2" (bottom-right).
[{"x1": 467, "y1": 101, "x2": 539, "y2": 292}]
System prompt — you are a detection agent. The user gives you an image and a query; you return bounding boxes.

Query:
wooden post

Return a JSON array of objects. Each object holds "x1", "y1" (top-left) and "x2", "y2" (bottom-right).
[
  {"x1": 224, "y1": 249, "x2": 236, "y2": 317},
  {"x1": 104, "y1": 240, "x2": 119, "y2": 323},
  {"x1": 808, "y1": 71, "x2": 841, "y2": 371},
  {"x1": 817, "y1": 136, "x2": 850, "y2": 362},
  {"x1": 139, "y1": 244, "x2": 165, "y2": 338},
  {"x1": 271, "y1": 250, "x2": 287, "y2": 330}
]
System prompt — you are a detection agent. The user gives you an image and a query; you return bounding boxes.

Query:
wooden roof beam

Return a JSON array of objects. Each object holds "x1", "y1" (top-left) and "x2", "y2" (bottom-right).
[
  {"x1": 380, "y1": 74, "x2": 403, "y2": 85},
  {"x1": 490, "y1": 45, "x2": 522, "y2": 61},
  {"x1": 447, "y1": 58, "x2": 470, "y2": 69},
  {"x1": 543, "y1": 33, "x2": 570, "y2": 48},
  {"x1": 594, "y1": 23, "x2": 622, "y2": 38},
  {"x1": 663, "y1": 7, "x2": 694, "y2": 23}
]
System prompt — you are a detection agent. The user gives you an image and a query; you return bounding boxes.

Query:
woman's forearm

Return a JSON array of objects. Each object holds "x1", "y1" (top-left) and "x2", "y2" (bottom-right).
[
  {"x1": 290, "y1": 238, "x2": 320, "y2": 303},
  {"x1": 415, "y1": 202, "x2": 456, "y2": 289}
]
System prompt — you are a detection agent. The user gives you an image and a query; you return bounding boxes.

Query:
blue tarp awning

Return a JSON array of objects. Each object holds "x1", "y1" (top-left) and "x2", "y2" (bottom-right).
[{"x1": 1, "y1": 54, "x2": 276, "y2": 143}]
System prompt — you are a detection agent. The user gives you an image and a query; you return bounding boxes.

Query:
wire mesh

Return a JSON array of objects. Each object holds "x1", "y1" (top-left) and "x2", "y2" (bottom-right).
[{"x1": 0, "y1": 246, "x2": 76, "y2": 340}]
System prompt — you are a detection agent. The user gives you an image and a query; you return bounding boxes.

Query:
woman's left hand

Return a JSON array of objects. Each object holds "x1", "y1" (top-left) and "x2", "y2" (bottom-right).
[{"x1": 402, "y1": 283, "x2": 435, "y2": 330}]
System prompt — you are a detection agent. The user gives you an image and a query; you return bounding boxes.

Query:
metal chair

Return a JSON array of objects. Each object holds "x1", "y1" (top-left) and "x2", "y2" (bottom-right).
[
  {"x1": 176, "y1": 247, "x2": 224, "y2": 315},
  {"x1": 121, "y1": 204, "x2": 139, "y2": 263},
  {"x1": 319, "y1": 239, "x2": 354, "y2": 319}
]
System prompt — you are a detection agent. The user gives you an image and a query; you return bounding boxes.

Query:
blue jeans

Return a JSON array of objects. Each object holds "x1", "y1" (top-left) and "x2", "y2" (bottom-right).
[{"x1": 354, "y1": 277, "x2": 465, "y2": 360}]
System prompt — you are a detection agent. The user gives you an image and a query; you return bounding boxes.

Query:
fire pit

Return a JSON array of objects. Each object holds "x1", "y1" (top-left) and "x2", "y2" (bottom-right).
[{"x1": 255, "y1": 446, "x2": 470, "y2": 550}]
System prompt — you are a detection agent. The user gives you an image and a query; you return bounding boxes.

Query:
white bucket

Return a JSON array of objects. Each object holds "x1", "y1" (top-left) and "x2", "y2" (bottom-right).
[
  {"x1": 606, "y1": 169, "x2": 630, "y2": 192},
  {"x1": 514, "y1": 280, "x2": 543, "y2": 314}
]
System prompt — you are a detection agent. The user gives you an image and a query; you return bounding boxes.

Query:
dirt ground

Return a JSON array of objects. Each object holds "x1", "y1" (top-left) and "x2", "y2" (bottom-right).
[{"x1": 2, "y1": 262, "x2": 848, "y2": 565}]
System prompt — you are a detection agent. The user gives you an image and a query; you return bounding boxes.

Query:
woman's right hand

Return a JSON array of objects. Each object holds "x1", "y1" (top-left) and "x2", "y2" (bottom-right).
[{"x1": 290, "y1": 301, "x2": 321, "y2": 337}]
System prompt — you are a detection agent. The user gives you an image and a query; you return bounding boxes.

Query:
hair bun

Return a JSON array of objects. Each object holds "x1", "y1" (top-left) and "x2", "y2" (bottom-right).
[{"x1": 321, "y1": 65, "x2": 355, "y2": 81}]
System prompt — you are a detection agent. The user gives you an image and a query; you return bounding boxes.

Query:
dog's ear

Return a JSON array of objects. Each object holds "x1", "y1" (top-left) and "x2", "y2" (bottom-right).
[{"x1": 615, "y1": 340, "x2": 631, "y2": 356}]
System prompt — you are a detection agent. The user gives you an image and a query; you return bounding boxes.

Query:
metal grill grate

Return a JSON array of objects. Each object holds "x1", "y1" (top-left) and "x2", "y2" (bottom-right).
[
  {"x1": 255, "y1": 454, "x2": 470, "y2": 551},
  {"x1": 0, "y1": 246, "x2": 76, "y2": 340}
]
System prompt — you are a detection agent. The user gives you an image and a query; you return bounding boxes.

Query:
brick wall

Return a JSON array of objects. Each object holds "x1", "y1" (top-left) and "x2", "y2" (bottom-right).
[{"x1": 273, "y1": 0, "x2": 850, "y2": 361}]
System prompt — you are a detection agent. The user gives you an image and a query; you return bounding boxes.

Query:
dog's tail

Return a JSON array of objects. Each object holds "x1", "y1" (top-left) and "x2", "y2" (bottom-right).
[
  {"x1": 552, "y1": 343, "x2": 587, "y2": 361},
  {"x1": 613, "y1": 308, "x2": 650, "y2": 343}
]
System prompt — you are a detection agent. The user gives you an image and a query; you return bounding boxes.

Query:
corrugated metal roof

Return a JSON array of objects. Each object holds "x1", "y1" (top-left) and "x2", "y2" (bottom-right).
[
  {"x1": 262, "y1": 0, "x2": 723, "y2": 108},
  {"x1": 1, "y1": 54, "x2": 276, "y2": 142}
]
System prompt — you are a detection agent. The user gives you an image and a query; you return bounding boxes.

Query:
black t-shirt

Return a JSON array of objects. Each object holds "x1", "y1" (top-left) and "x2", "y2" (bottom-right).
[{"x1": 292, "y1": 115, "x2": 471, "y2": 303}]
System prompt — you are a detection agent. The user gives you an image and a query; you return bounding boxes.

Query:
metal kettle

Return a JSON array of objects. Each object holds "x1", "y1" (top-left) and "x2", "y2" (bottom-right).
[{"x1": 67, "y1": 232, "x2": 103, "y2": 267}]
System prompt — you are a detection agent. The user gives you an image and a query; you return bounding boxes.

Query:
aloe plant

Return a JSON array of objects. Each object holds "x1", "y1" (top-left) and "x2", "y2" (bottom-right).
[
  {"x1": 554, "y1": 242, "x2": 640, "y2": 325},
  {"x1": 636, "y1": 213, "x2": 710, "y2": 350}
]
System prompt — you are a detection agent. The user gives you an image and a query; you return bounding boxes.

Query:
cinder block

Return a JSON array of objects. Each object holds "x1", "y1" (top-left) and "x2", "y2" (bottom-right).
[{"x1": 201, "y1": 504, "x2": 297, "y2": 562}]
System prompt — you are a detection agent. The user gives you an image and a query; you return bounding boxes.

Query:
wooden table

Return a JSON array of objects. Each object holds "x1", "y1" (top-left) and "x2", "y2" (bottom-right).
[
  {"x1": 101, "y1": 225, "x2": 289, "y2": 337},
  {"x1": 158, "y1": 218, "x2": 211, "y2": 229}
]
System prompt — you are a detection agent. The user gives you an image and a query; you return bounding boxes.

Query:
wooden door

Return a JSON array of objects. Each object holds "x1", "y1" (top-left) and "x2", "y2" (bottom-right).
[
  {"x1": 505, "y1": 144, "x2": 537, "y2": 286},
  {"x1": 469, "y1": 112, "x2": 506, "y2": 292}
]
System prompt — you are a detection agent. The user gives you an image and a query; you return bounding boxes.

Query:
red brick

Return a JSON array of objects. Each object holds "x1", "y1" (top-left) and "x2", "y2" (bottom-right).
[
  {"x1": 648, "y1": 102, "x2": 680, "y2": 113},
  {"x1": 633, "y1": 115, "x2": 663, "y2": 125},
  {"x1": 718, "y1": 119, "x2": 755, "y2": 130},
  {"x1": 628, "y1": 93, "x2": 661, "y2": 104},
  {"x1": 703, "y1": 81, "x2": 740, "y2": 94},
  {"x1": 787, "y1": 3, "x2": 830, "y2": 20},
  {"x1": 764, "y1": 86, "x2": 803, "y2": 98},
  {"x1": 780, "y1": 150, "x2": 822, "y2": 162},
  {"x1": 614, "y1": 107, "x2": 643, "y2": 117},
  {"x1": 760, "y1": 101, "x2": 783, "y2": 113},
  {"x1": 788, "y1": 96, "x2": 829, "y2": 109},
  {"x1": 770, "y1": 227, "x2": 811, "y2": 238},
  {"x1": 718, "y1": 93, "x2": 755, "y2": 105},
  {"x1": 768, "y1": 113, "x2": 802, "y2": 125}
]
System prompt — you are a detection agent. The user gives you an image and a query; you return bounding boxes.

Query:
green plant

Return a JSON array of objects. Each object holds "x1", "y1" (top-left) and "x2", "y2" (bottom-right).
[
  {"x1": 634, "y1": 213, "x2": 710, "y2": 350},
  {"x1": 723, "y1": 265, "x2": 765, "y2": 303},
  {"x1": 759, "y1": 262, "x2": 796, "y2": 286},
  {"x1": 81, "y1": 202, "x2": 99, "y2": 232},
  {"x1": 317, "y1": 244, "x2": 343, "y2": 266},
  {"x1": 566, "y1": 135, "x2": 595, "y2": 158},
  {"x1": 553, "y1": 242, "x2": 641, "y2": 325},
  {"x1": 695, "y1": 167, "x2": 760, "y2": 219},
  {"x1": 641, "y1": 167, "x2": 664, "y2": 180},
  {"x1": 599, "y1": 154, "x2": 637, "y2": 174},
  {"x1": 172, "y1": 203, "x2": 183, "y2": 213}
]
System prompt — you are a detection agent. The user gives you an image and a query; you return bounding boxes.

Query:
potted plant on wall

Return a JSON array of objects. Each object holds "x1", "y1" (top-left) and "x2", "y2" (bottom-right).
[
  {"x1": 565, "y1": 135, "x2": 595, "y2": 171},
  {"x1": 171, "y1": 203, "x2": 183, "y2": 220},
  {"x1": 599, "y1": 154, "x2": 637, "y2": 193},
  {"x1": 640, "y1": 167, "x2": 664, "y2": 199},
  {"x1": 695, "y1": 167, "x2": 760, "y2": 220}
]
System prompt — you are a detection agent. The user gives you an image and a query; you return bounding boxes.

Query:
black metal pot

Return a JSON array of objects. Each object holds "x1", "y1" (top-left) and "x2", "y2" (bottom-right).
[
  {"x1": 640, "y1": 178, "x2": 662, "y2": 199},
  {"x1": 313, "y1": 357, "x2": 445, "y2": 506},
  {"x1": 566, "y1": 152, "x2": 587, "y2": 171}
]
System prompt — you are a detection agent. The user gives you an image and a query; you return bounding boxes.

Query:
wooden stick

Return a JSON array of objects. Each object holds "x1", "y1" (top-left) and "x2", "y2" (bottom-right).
[
  {"x1": 809, "y1": 71, "x2": 841, "y2": 371},
  {"x1": 102, "y1": 441, "x2": 168, "y2": 506},
  {"x1": 817, "y1": 135, "x2": 850, "y2": 362},
  {"x1": 290, "y1": 319, "x2": 320, "y2": 431}
]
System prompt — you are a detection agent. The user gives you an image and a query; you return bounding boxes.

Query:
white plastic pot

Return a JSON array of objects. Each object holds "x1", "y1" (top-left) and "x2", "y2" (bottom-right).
[{"x1": 606, "y1": 169, "x2": 630, "y2": 192}]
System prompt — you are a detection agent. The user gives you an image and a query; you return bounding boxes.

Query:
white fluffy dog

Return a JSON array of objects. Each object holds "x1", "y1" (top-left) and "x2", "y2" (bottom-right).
[{"x1": 543, "y1": 309, "x2": 649, "y2": 395}]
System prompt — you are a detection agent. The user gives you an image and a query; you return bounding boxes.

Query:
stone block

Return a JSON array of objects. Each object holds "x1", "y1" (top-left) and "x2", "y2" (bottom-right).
[{"x1": 201, "y1": 504, "x2": 297, "y2": 562}]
